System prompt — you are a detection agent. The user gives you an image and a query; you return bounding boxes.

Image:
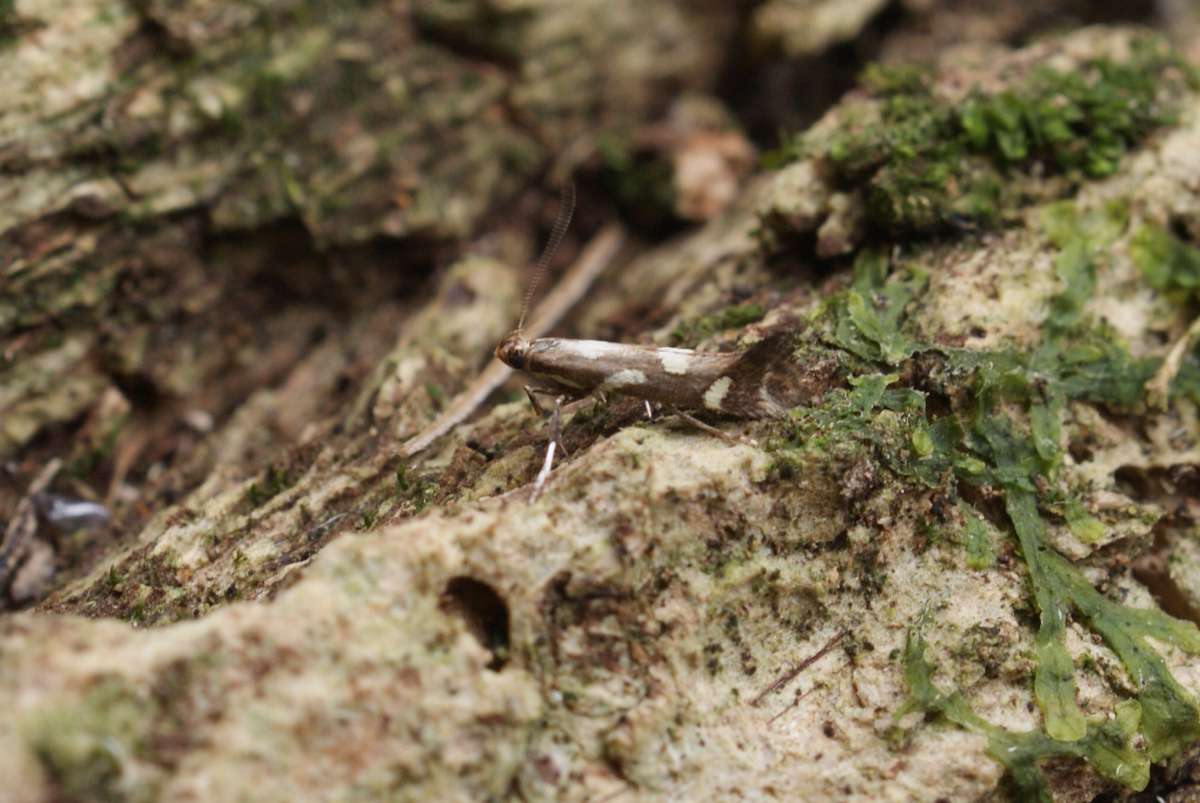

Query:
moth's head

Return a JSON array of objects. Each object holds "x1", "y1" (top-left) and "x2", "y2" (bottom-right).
[{"x1": 495, "y1": 332, "x2": 530, "y2": 370}]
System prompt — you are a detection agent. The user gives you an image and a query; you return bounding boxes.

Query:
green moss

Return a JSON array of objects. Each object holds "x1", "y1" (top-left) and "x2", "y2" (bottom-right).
[
  {"x1": 900, "y1": 622, "x2": 1149, "y2": 801},
  {"x1": 783, "y1": 372, "x2": 923, "y2": 456},
  {"x1": 957, "y1": 502, "x2": 995, "y2": 570},
  {"x1": 425, "y1": 382, "x2": 446, "y2": 410},
  {"x1": 0, "y1": 0, "x2": 17, "y2": 42},
  {"x1": 780, "y1": 198, "x2": 1200, "y2": 792},
  {"x1": 670, "y1": 303, "x2": 766, "y2": 347},
  {"x1": 396, "y1": 464, "x2": 438, "y2": 512},
  {"x1": 245, "y1": 464, "x2": 294, "y2": 508},
  {"x1": 1063, "y1": 499, "x2": 1106, "y2": 544},
  {"x1": 103, "y1": 566, "x2": 123, "y2": 593},
  {"x1": 1045, "y1": 540, "x2": 1200, "y2": 759},
  {"x1": 359, "y1": 508, "x2": 379, "y2": 529},
  {"x1": 767, "y1": 35, "x2": 1190, "y2": 236},
  {"x1": 1130, "y1": 224, "x2": 1200, "y2": 298},
  {"x1": 909, "y1": 425, "x2": 934, "y2": 458},
  {"x1": 1033, "y1": 204, "x2": 1155, "y2": 409},
  {"x1": 829, "y1": 250, "x2": 927, "y2": 365},
  {"x1": 860, "y1": 62, "x2": 931, "y2": 97},
  {"x1": 960, "y1": 50, "x2": 1180, "y2": 177},
  {"x1": 1172, "y1": 348, "x2": 1200, "y2": 404},
  {"x1": 596, "y1": 133, "x2": 677, "y2": 230},
  {"x1": 24, "y1": 678, "x2": 162, "y2": 803},
  {"x1": 926, "y1": 204, "x2": 1200, "y2": 761},
  {"x1": 1006, "y1": 488, "x2": 1087, "y2": 741}
]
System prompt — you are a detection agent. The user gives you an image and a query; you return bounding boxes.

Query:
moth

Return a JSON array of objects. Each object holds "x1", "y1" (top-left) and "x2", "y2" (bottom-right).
[
  {"x1": 494, "y1": 332, "x2": 789, "y2": 420},
  {"x1": 494, "y1": 185, "x2": 793, "y2": 496}
]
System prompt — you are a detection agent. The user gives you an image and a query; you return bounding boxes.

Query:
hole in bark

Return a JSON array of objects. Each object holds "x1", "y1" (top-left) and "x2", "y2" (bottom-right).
[
  {"x1": 1133, "y1": 526, "x2": 1200, "y2": 629},
  {"x1": 441, "y1": 577, "x2": 510, "y2": 670},
  {"x1": 1067, "y1": 440, "x2": 1094, "y2": 463},
  {"x1": 1133, "y1": 559, "x2": 1200, "y2": 629},
  {"x1": 1118, "y1": 752, "x2": 1200, "y2": 802},
  {"x1": 109, "y1": 371, "x2": 165, "y2": 411},
  {"x1": 1169, "y1": 215, "x2": 1196, "y2": 244},
  {"x1": 1113, "y1": 465, "x2": 1151, "y2": 499}
]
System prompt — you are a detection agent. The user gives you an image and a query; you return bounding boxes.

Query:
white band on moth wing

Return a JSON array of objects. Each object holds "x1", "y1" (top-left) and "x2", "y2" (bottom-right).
[
  {"x1": 704, "y1": 376, "x2": 732, "y2": 411},
  {"x1": 603, "y1": 368, "x2": 648, "y2": 389},
  {"x1": 658, "y1": 349, "x2": 693, "y2": 376},
  {"x1": 559, "y1": 340, "x2": 621, "y2": 361}
]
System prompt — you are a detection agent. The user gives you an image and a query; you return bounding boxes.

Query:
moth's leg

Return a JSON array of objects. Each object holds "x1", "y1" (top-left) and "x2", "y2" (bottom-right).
[
  {"x1": 525, "y1": 386, "x2": 584, "y2": 435},
  {"x1": 670, "y1": 408, "x2": 758, "y2": 447},
  {"x1": 527, "y1": 385, "x2": 583, "y2": 460},
  {"x1": 644, "y1": 400, "x2": 654, "y2": 419},
  {"x1": 523, "y1": 385, "x2": 552, "y2": 416},
  {"x1": 531, "y1": 396, "x2": 567, "y2": 502},
  {"x1": 530, "y1": 440, "x2": 557, "y2": 503},
  {"x1": 549, "y1": 394, "x2": 569, "y2": 458},
  {"x1": 561, "y1": 395, "x2": 596, "y2": 416}
]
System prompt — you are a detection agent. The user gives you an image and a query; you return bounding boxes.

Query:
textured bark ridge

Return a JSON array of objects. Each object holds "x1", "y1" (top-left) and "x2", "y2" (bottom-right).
[
  {"x1": 0, "y1": 0, "x2": 739, "y2": 614},
  {"x1": 4, "y1": 3, "x2": 1200, "y2": 801}
]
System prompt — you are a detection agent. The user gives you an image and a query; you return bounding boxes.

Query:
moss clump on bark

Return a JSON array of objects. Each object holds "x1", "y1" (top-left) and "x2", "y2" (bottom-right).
[
  {"x1": 766, "y1": 35, "x2": 1194, "y2": 235},
  {"x1": 1131, "y1": 223, "x2": 1200, "y2": 299}
]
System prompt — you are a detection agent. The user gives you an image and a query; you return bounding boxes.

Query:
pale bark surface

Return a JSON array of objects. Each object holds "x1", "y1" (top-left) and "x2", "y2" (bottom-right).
[{"x1": 3, "y1": 2, "x2": 1200, "y2": 802}]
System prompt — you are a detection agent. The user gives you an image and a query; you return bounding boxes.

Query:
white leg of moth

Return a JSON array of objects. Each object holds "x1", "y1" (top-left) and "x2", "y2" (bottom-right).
[
  {"x1": 530, "y1": 441, "x2": 556, "y2": 503},
  {"x1": 644, "y1": 400, "x2": 653, "y2": 419},
  {"x1": 524, "y1": 387, "x2": 575, "y2": 457},
  {"x1": 531, "y1": 395, "x2": 567, "y2": 502},
  {"x1": 671, "y1": 408, "x2": 758, "y2": 447}
]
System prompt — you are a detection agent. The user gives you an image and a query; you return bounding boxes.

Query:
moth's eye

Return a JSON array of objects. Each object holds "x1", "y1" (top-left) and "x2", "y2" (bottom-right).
[{"x1": 496, "y1": 338, "x2": 526, "y2": 369}]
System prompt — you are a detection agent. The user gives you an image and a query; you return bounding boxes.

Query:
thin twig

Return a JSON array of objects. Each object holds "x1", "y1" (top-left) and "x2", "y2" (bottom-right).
[
  {"x1": 767, "y1": 685, "x2": 817, "y2": 726},
  {"x1": 672, "y1": 409, "x2": 757, "y2": 447},
  {"x1": 750, "y1": 629, "x2": 845, "y2": 707},
  {"x1": 1147, "y1": 315, "x2": 1200, "y2": 409},
  {"x1": 401, "y1": 224, "x2": 627, "y2": 458}
]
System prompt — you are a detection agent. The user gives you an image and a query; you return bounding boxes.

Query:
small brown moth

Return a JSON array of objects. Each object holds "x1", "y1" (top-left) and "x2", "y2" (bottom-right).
[
  {"x1": 495, "y1": 185, "x2": 790, "y2": 496},
  {"x1": 494, "y1": 334, "x2": 788, "y2": 420}
]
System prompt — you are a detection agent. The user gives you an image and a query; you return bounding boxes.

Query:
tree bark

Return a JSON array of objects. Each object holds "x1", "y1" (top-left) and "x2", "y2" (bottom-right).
[{"x1": 3, "y1": 2, "x2": 1200, "y2": 801}]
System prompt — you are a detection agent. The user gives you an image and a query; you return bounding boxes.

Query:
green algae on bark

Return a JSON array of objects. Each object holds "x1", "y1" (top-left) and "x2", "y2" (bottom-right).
[
  {"x1": 901, "y1": 622, "x2": 1149, "y2": 802},
  {"x1": 770, "y1": 196, "x2": 1200, "y2": 794}
]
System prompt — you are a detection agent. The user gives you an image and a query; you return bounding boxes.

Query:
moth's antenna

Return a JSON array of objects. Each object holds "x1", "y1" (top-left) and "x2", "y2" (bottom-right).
[{"x1": 518, "y1": 182, "x2": 575, "y2": 332}]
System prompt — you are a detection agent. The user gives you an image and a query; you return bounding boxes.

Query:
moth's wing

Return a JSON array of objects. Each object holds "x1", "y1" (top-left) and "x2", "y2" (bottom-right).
[{"x1": 724, "y1": 328, "x2": 838, "y2": 418}]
